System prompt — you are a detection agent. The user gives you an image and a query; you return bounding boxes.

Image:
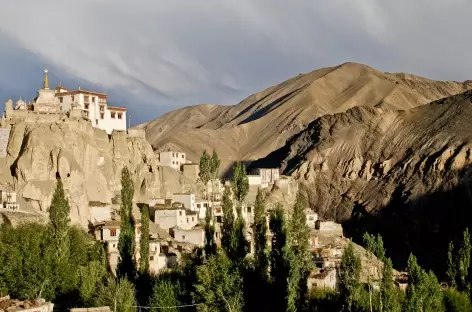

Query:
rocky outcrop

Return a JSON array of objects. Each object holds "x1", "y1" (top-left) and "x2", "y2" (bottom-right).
[{"x1": 0, "y1": 118, "x2": 200, "y2": 225}]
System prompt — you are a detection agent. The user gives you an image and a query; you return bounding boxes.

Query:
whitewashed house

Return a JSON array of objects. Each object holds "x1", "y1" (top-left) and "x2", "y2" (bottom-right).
[
  {"x1": 172, "y1": 227, "x2": 205, "y2": 247},
  {"x1": 173, "y1": 193, "x2": 196, "y2": 211},
  {"x1": 158, "y1": 151, "x2": 187, "y2": 170}
]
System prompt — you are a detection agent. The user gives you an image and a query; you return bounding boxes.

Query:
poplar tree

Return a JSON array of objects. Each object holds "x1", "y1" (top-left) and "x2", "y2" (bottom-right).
[
  {"x1": 253, "y1": 188, "x2": 269, "y2": 279},
  {"x1": 199, "y1": 151, "x2": 211, "y2": 199},
  {"x1": 221, "y1": 186, "x2": 235, "y2": 257},
  {"x1": 49, "y1": 177, "x2": 71, "y2": 258},
  {"x1": 339, "y1": 241, "x2": 361, "y2": 311},
  {"x1": 288, "y1": 190, "x2": 310, "y2": 311},
  {"x1": 269, "y1": 204, "x2": 290, "y2": 312},
  {"x1": 204, "y1": 205, "x2": 216, "y2": 257},
  {"x1": 446, "y1": 241, "x2": 457, "y2": 288},
  {"x1": 139, "y1": 204, "x2": 150, "y2": 275},
  {"x1": 209, "y1": 150, "x2": 220, "y2": 201},
  {"x1": 117, "y1": 166, "x2": 136, "y2": 280},
  {"x1": 381, "y1": 258, "x2": 401, "y2": 312},
  {"x1": 458, "y1": 228, "x2": 471, "y2": 292},
  {"x1": 231, "y1": 162, "x2": 249, "y2": 263},
  {"x1": 405, "y1": 254, "x2": 443, "y2": 312}
]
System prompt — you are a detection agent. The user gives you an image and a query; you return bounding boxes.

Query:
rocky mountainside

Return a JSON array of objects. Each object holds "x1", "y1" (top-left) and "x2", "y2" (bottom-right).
[
  {"x1": 254, "y1": 90, "x2": 472, "y2": 270},
  {"x1": 141, "y1": 62, "x2": 472, "y2": 174},
  {"x1": 0, "y1": 119, "x2": 201, "y2": 225}
]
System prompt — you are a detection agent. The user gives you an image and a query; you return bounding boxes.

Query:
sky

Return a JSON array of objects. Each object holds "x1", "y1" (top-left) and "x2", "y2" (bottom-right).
[{"x1": 0, "y1": 0, "x2": 471, "y2": 125}]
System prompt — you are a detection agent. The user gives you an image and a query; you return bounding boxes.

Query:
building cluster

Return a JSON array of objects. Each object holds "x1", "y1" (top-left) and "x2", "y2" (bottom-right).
[
  {"x1": 3, "y1": 70, "x2": 127, "y2": 134},
  {"x1": 0, "y1": 189, "x2": 20, "y2": 212}
]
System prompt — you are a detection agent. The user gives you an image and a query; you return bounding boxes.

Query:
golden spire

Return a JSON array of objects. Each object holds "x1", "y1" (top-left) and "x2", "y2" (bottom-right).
[{"x1": 43, "y1": 69, "x2": 49, "y2": 89}]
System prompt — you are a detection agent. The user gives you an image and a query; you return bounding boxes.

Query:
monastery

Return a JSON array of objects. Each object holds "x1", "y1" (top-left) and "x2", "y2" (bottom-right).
[{"x1": 4, "y1": 70, "x2": 127, "y2": 134}]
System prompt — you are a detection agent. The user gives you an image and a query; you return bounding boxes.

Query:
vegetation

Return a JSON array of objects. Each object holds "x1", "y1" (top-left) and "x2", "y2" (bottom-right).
[
  {"x1": 139, "y1": 204, "x2": 150, "y2": 275},
  {"x1": 117, "y1": 166, "x2": 136, "y2": 280},
  {"x1": 5, "y1": 167, "x2": 472, "y2": 312}
]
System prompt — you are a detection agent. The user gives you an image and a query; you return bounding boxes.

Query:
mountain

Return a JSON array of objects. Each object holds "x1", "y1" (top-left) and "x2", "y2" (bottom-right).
[
  {"x1": 254, "y1": 90, "x2": 472, "y2": 270},
  {"x1": 141, "y1": 62, "x2": 472, "y2": 173}
]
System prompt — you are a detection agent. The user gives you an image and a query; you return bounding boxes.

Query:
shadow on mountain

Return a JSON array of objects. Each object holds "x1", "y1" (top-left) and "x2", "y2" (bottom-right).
[
  {"x1": 343, "y1": 164, "x2": 472, "y2": 277},
  {"x1": 221, "y1": 160, "x2": 253, "y2": 180}
]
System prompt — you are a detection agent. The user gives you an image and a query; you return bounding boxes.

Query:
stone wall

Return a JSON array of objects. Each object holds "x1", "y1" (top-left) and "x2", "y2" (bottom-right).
[
  {"x1": 127, "y1": 128, "x2": 145, "y2": 138},
  {"x1": 0, "y1": 128, "x2": 11, "y2": 157}
]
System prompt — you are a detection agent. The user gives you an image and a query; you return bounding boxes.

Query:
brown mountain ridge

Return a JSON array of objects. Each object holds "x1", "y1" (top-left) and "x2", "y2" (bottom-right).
[{"x1": 140, "y1": 62, "x2": 472, "y2": 174}]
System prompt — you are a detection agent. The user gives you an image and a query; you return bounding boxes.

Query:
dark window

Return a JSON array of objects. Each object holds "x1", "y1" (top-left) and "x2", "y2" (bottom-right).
[
  {"x1": 182, "y1": 235, "x2": 186, "y2": 240},
  {"x1": 150, "y1": 256, "x2": 154, "y2": 261},
  {"x1": 111, "y1": 112, "x2": 116, "y2": 118},
  {"x1": 118, "y1": 113, "x2": 122, "y2": 119},
  {"x1": 100, "y1": 113, "x2": 104, "y2": 119},
  {"x1": 110, "y1": 228, "x2": 117, "y2": 236},
  {"x1": 179, "y1": 211, "x2": 182, "y2": 216},
  {"x1": 247, "y1": 206, "x2": 252, "y2": 213},
  {"x1": 71, "y1": 95, "x2": 75, "y2": 101},
  {"x1": 59, "y1": 97, "x2": 63, "y2": 103}
]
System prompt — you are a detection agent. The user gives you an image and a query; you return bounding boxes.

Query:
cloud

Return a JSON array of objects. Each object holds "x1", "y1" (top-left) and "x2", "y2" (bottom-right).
[{"x1": 0, "y1": 0, "x2": 471, "y2": 124}]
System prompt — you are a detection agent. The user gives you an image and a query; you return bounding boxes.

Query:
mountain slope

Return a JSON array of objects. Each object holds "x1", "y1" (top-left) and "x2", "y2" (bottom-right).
[
  {"x1": 252, "y1": 90, "x2": 472, "y2": 269},
  {"x1": 141, "y1": 62, "x2": 472, "y2": 172}
]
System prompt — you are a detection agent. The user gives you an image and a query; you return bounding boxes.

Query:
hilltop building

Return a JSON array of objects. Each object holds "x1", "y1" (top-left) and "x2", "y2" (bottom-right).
[
  {"x1": 5, "y1": 70, "x2": 127, "y2": 134},
  {"x1": 158, "y1": 151, "x2": 188, "y2": 170}
]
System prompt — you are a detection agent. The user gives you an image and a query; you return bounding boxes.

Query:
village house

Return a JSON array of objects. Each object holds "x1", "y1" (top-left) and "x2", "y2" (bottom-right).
[
  {"x1": 154, "y1": 202, "x2": 198, "y2": 230},
  {"x1": 306, "y1": 209, "x2": 318, "y2": 228},
  {"x1": 250, "y1": 168, "x2": 280, "y2": 185},
  {"x1": 93, "y1": 220, "x2": 121, "y2": 273},
  {"x1": 172, "y1": 226, "x2": 205, "y2": 247},
  {"x1": 308, "y1": 268, "x2": 338, "y2": 291},
  {"x1": 0, "y1": 190, "x2": 19, "y2": 211},
  {"x1": 158, "y1": 151, "x2": 187, "y2": 170},
  {"x1": 173, "y1": 193, "x2": 196, "y2": 211},
  {"x1": 315, "y1": 220, "x2": 343, "y2": 235},
  {"x1": 89, "y1": 201, "x2": 112, "y2": 223}
]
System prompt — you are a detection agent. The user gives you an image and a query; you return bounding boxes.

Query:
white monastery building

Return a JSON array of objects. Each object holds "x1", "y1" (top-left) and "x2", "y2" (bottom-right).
[{"x1": 9, "y1": 70, "x2": 127, "y2": 134}]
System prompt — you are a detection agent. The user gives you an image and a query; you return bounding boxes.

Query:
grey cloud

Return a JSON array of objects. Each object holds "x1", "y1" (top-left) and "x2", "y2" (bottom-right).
[{"x1": 0, "y1": 0, "x2": 471, "y2": 124}]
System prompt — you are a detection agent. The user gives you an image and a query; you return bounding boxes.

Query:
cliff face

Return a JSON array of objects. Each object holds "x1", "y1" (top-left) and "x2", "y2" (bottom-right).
[{"x1": 0, "y1": 119, "x2": 199, "y2": 225}]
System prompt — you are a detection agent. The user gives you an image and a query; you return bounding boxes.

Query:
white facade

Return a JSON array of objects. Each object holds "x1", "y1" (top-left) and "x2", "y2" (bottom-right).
[
  {"x1": 173, "y1": 227, "x2": 205, "y2": 247},
  {"x1": 158, "y1": 151, "x2": 187, "y2": 170},
  {"x1": 251, "y1": 168, "x2": 280, "y2": 185},
  {"x1": 55, "y1": 88, "x2": 127, "y2": 134},
  {"x1": 173, "y1": 193, "x2": 196, "y2": 211},
  {"x1": 247, "y1": 175, "x2": 262, "y2": 186},
  {"x1": 306, "y1": 209, "x2": 318, "y2": 229},
  {"x1": 154, "y1": 208, "x2": 198, "y2": 230},
  {"x1": 148, "y1": 240, "x2": 168, "y2": 274},
  {"x1": 308, "y1": 268, "x2": 338, "y2": 290},
  {"x1": 195, "y1": 199, "x2": 210, "y2": 220},
  {"x1": 90, "y1": 203, "x2": 112, "y2": 223}
]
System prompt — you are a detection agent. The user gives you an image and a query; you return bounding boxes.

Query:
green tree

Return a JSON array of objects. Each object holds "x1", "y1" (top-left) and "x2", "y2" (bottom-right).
[
  {"x1": 205, "y1": 204, "x2": 217, "y2": 257},
  {"x1": 231, "y1": 162, "x2": 249, "y2": 206},
  {"x1": 148, "y1": 280, "x2": 180, "y2": 312},
  {"x1": 139, "y1": 204, "x2": 150, "y2": 275},
  {"x1": 49, "y1": 177, "x2": 71, "y2": 258},
  {"x1": 446, "y1": 241, "x2": 457, "y2": 288},
  {"x1": 221, "y1": 186, "x2": 235, "y2": 256},
  {"x1": 194, "y1": 251, "x2": 244, "y2": 312},
  {"x1": 230, "y1": 162, "x2": 249, "y2": 263},
  {"x1": 339, "y1": 241, "x2": 361, "y2": 311},
  {"x1": 209, "y1": 150, "x2": 220, "y2": 202},
  {"x1": 78, "y1": 260, "x2": 107, "y2": 305},
  {"x1": 117, "y1": 166, "x2": 136, "y2": 280},
  {"x1": 363, "y1": 232, "x2": 386, "y2": 262},
  {"x1": 443, "y1": 288, "x2": 472, "y2": 312},
  {"x1": 253, "y1": 188, "x2": 269, "y2": 280},
  {"x1": 457, "y1": 228, "x2": 471, "y2": 292},
  {"x1": 287, "y1": 190, "x2": 311, "y2": 311},
  {"x1": 405, "y1": 254, "x2": 444, "y2": 312},
  {"x1": 93, "y1": 277, "x2": 136, "y2": 312},
  {"x1": 199, "y1": 150, "x2": 211, "y2": 199},
  {"x1": 269, "y1": 205, "x2": 290, "y2": 312},
  {"x1": 381, "y1": 258, "x2": 402, "y2": 312}
]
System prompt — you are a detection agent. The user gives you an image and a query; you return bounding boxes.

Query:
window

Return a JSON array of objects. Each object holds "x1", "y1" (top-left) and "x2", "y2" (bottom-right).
[
  {"x1": 216, "y1": 216, "x2": 222, "y2": 223},
  {"x1": 187, "y1": 217, "x2": 189, "y2": 223},
  {"x1": 197, "y1": 204, "x2": 201, "y2": 208},
  {"x1": 110, "y1": 228, "x2": 117, "y2": 236},
  {"x1": 59, "y1": 97, "x2": 63, "y2": 103},
  {"x1": 192, "y1": 217, "x2": 194, "y2": 222},
  {"x1": 181, "y1": 155, "x2": 184, "y2": 158},
  {"x1": 150, "y1": 256, "x2": 154, "y2": 261},
  {"x1": 111, "y1": 112, "x2": 116, "y2": 118},
  {"x1": 247, "y1": 206, "x2": 252, "y2": 213},
  {"x1": 85, "y1": 104, "x2": 89, "y2": 109},
  {"x1": 182, "y1": 235, "x2": 186, "y2": 240},
  {"x1": 118, "y1": 113, "x2": 122, "y2": 119},
  {"x1": 71, "y1": 95, "x2": 75, "y2": 101},
  {"x1": 172, "y1": 153, "x2": 175, "y2": 157},
  {"x1": 100, "y1": 113, "x2": 104, "y2": 119},
  {"x1": 92, "y1": 97, "x2": 96, "y2": 102},
  {"x1": 179, "y1": 211, "x2": 182, "y2": 216}
]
